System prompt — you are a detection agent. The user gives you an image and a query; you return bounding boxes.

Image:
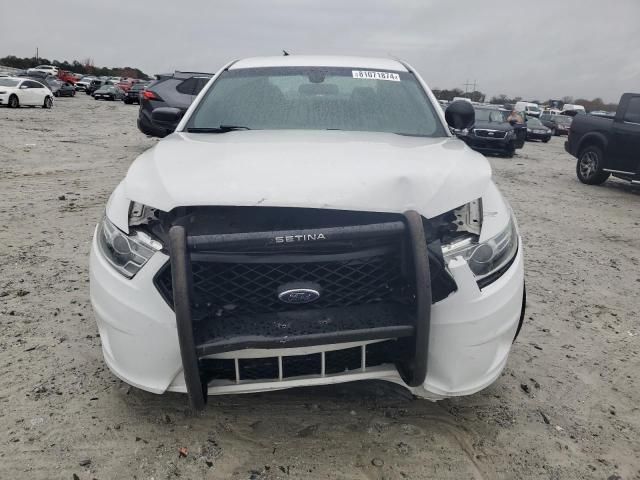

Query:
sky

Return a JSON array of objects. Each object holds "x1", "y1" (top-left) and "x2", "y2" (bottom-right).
[{"x1": 1, "y1": 0, "x2": 638, "y2": 103}]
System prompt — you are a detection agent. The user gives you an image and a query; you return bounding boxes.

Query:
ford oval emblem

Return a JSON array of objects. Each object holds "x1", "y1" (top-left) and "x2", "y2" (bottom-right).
[{"x1": 277, "y1": 283, "x2": 321, "y2": 304}]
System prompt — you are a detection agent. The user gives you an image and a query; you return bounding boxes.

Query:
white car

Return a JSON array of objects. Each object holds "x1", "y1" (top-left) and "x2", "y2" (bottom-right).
[
  {"x1": 27, "y1": 64, "x2": 59, "y2": 76},
  {"x1": 90, "y1": 56, "x2": 525, "y2": 410},
  {"x1": 0, "y1": 77, "x2": 54, "y2": 108},
  {"x1": 75, "y1": 76, "x2": 96, "y2": 91},
  {"x1": 561, "y1": 103, "x2": 586, "y2": 114}
]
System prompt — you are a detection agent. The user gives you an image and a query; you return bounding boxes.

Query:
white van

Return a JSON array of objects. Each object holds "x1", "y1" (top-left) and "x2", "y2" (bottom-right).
[{"x1": 514, "y1": 101, "x2": 541, "y2": 118}]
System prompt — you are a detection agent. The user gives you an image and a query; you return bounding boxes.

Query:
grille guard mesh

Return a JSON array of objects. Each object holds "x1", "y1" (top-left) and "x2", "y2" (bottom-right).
[{"x1": 167, "y1": 216, "x2": 432, "y2": 410}]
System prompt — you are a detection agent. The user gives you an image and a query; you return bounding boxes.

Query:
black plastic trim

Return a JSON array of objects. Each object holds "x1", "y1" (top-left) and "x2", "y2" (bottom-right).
[
  {"x1": 399, "y1": 210, "x2": 431, "y2": 387},
  {"x1": 168, "y1": 225, "x2": 206, "y2": 411},
  {"x1": 187, "y1": 221, "x2": 405, "y2": 251}
]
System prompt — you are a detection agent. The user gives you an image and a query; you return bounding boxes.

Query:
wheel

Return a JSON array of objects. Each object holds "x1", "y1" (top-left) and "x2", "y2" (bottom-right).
[
  {"x1": 43, "y1": 96, "x2": 53, "y2": 109},
  {"x1": 542, "y1": 137, "x2": 550, "y2": 143},
  {"x1": 86, "y1": 90, "x2": 91, "y2": 95},
  {"x1": 576, "y1": 146, "x2": 610, "y2": 185},
  {"x1": 54, "y1": 92, "x2": 59, "y2": 97},
  {"x1": 8, "y1": 95, "x2": 19, "y2": 108},
  {"x1": 504, "y1": 143, "x2": 515, "y2": 158}
]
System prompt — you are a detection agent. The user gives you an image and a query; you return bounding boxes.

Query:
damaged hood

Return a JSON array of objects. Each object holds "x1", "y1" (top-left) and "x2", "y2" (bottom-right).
[{"x1": 124, "y1": 130, "x2": 492, "y2": 218}]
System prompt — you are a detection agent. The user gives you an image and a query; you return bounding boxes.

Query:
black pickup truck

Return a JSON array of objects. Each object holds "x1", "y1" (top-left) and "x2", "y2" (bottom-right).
[{"x1": 565, "y1": 93, "x2": 640, "y2": 185}]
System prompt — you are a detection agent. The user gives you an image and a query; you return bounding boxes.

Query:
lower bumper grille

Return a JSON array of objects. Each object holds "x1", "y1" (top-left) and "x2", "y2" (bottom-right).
[{"x1": 200, "y1": 340, "x2": 407, "y2": 383}]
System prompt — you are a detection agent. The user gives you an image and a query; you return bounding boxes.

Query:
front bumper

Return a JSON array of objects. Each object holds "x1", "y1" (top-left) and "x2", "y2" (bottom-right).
[
  {"x1": 526, "y1": 131, "x2": 551, "y2": 141},
  {"x1": 465, "y1": 136, "x2": 514, "y2": 154},
  {"x1": 90, "y1": 228, "x2": 525, "y2": 399}
]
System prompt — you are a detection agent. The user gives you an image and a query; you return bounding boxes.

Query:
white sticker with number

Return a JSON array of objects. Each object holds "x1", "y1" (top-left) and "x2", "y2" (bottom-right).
[{"x1": 352, "y1": 70, "x2": 401, "y2": 82}]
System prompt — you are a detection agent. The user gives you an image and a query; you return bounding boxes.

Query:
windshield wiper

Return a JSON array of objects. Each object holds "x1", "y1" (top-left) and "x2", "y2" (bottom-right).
[{"x1": 186, "y1": 125, "x2": 251, "y2": 133}]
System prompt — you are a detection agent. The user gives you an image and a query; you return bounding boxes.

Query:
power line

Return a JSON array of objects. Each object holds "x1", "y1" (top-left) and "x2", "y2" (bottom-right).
[{"x1": 463, "y1": 79, "x2": 477, "y2": 94}]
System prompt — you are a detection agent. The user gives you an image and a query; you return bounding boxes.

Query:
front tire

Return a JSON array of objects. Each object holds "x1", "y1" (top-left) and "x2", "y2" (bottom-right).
[
  {"x1": 542, "y1": 137, "x2": 550, "y2": 143},
  {"x1": 504, "y1": 143, "x2": 515, "y2": 158},
  {"x1": 8, "y1": 94, "x2": 19, "y2": 108},
  {"x1": 576, "y1": 145, "x2": 610, "y2": 185},
  {"x1": 43, "y1": 96, "x2": 53, "y2": 109}
]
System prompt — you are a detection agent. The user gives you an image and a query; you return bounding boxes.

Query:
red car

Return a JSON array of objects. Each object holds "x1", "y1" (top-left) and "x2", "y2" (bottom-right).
[
  {"x1": 116, "y1": 79, "x2": 138, "y2": 93},
  {"x1": 57, "y1": 70, "x2": 76, "y2": 84}
]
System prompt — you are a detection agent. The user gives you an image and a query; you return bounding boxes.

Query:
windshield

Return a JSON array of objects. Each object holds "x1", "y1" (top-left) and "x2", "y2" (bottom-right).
[
  {"x1": 527, "y1": 106, "x2": 540, "y2": 112},
  {"x1": 186, "y1": 67, "x2": 446, "y2": 137},
  {"x1": 474, "y1": 109, "x2": 505, "y2": 123},
  {"x1": 0, "y1": 79, "x2": 19, "y2": 87}
]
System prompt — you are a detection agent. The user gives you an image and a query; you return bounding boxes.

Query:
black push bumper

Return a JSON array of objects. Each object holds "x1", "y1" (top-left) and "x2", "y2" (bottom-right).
[{"x1": 167, "y1": 211, "x2": 432, "y2": 410}]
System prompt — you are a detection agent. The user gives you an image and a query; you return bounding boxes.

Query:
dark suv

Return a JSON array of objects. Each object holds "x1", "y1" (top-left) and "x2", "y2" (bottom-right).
[
  {"x1": 462, "y1": 107, "x2": 518, "y2": 157},
  {"x1": 137, "y1": 72, "x2": 212, "y2": 137},
  {"x1": 123, "y1": 82, "x2": 148, "y2": 105},
  {"x1": 540, "y1": 113, "x2": 572, "y2": 136},
  {"x1": 86, "y1": 79, "x2": 106, "y2": 96}
]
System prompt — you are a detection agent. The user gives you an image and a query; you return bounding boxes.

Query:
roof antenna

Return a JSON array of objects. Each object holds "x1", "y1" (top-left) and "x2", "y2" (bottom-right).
[{"x1": 282, "y1": 49, "x2": 290, "y2": 56}]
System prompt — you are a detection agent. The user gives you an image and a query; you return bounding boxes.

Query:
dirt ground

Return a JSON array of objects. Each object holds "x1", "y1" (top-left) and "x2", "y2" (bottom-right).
[{"x1": 0, "y1": 94, "x2": 638, "y2": 480}]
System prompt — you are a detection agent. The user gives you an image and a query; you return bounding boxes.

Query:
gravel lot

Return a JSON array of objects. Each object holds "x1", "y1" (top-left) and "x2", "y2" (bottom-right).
[{"x1": 1, "y1": 94, "x2": 639, "y2": 480}]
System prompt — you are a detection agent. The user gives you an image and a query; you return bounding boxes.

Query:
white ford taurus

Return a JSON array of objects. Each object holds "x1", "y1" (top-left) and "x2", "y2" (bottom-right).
[{"x1": 90, "y1": 56, "x2": 525, "y2": 409}]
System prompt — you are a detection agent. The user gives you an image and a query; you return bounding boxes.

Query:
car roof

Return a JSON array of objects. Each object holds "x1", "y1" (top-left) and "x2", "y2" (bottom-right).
[{"x1": 230, "y1": 55, "x2": 409, "y2": 72}]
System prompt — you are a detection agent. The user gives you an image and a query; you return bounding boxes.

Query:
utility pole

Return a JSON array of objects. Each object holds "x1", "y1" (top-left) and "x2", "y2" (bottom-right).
[
  {"x1": 463, "y1": 79, "x2": 477, "y2": 96},
  {"x1": 36, "y1": 47, "x2": 38, "y2": 61}
]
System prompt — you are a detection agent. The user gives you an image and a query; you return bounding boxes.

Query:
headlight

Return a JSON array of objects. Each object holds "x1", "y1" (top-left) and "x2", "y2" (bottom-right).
[
  {"x1": 97, "y1": 215, "x2": 162, "y2": 278},
  {"x1": 442, "y1": 211, "x2": 518, "y2": 285}
]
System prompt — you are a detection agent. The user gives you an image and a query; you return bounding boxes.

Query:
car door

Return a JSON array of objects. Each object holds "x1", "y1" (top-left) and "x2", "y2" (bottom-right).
[
  {"x1": 21, "y1": 81, "x2": 40, "y2": 104},
  {"x1": 540, "y1": 114, "x2": 551, "y2": 129},
  {"x1": 607, "y1": 95, "x2": 640, "y2": 175},
  {"x1": 30, "y1": 81, "x2": 48, "y2": 105}
]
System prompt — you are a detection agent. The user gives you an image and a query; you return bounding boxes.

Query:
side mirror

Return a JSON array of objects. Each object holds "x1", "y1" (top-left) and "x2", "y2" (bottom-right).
[
  {"x1": 151, "y1": 107, "x2": 185, "y2": 129},
  {"x1": 445, "y1": 100, "x2": 475, "y2": 130}
]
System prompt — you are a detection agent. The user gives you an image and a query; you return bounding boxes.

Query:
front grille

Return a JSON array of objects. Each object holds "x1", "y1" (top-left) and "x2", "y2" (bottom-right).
[
  {"x1": 474, "y1": 129, "x2": 507, "y2": 139},
  {"x1": 155, "y1": 249, "x2": 411, "y2": 318}
]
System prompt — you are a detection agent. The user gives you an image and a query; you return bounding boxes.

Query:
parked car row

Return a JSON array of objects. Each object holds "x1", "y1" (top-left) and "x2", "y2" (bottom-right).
[{"x1": 80, "y1": 77, "x2": 150, "y2": 102}]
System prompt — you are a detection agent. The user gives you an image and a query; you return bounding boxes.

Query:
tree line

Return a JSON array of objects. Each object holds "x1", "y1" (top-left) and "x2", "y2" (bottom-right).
[
  {"x1": 432, "y1": 88, "x2": 617, "y2": 112},
  {"x1": 431, "y1": 88, "x2": 486, "y2": 103},
  {"x1": 0, "y1": 55, "x2": 150, "y2": 80}
]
